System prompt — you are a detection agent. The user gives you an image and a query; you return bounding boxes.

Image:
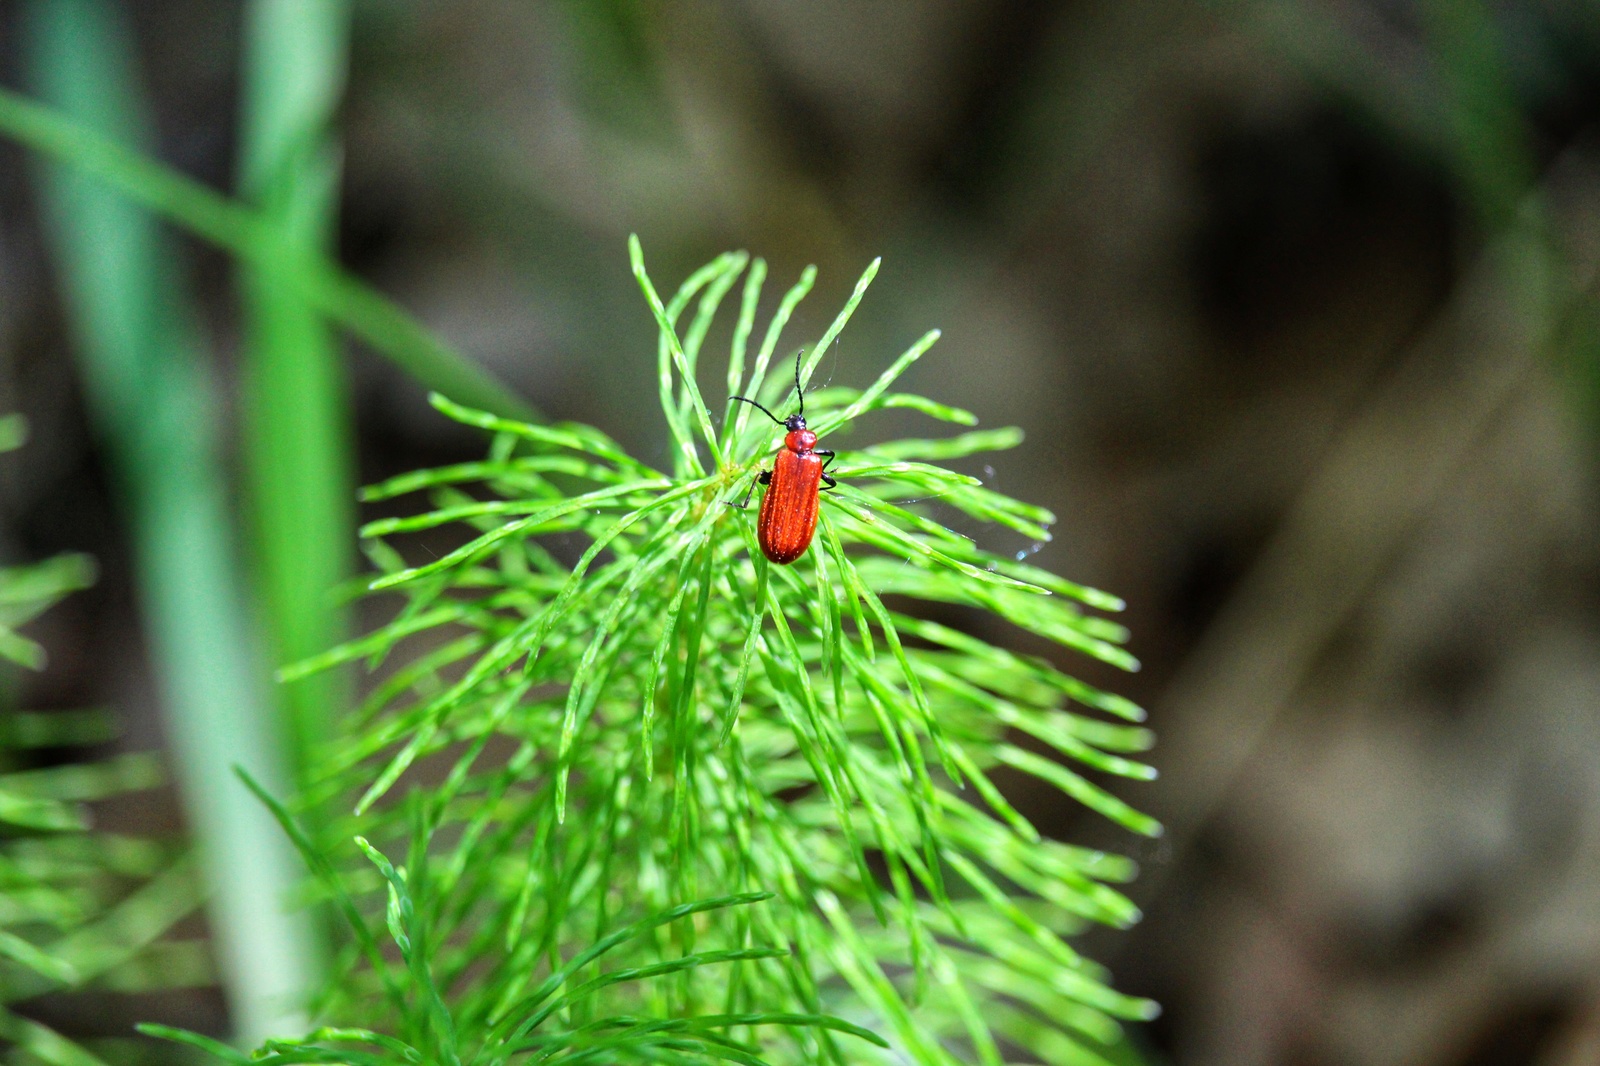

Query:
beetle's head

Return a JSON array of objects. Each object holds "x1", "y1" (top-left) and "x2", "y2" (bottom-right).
[{"x1": 784, "y1": 413, "x2": 807, "y2": 432}]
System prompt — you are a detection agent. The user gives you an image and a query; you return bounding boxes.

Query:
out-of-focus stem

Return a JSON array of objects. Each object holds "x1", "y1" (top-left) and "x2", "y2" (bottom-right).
[
  {"x1": 23, "y1": 0, "x2": 318, "y2": 1044},
  {"x1": 237, "y1": 0, "x2": 355, "y2": 784}
]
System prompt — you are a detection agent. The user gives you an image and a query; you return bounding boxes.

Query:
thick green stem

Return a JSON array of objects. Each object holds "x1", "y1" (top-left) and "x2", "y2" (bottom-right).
[{"x1": 237, "y1": 0, "x2": 355, "y2": 782}]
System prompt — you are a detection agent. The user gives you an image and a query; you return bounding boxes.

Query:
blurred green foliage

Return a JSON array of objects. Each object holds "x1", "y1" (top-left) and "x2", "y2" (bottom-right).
[{"x1": 0, "y1": 418, "x2": 205, "y2": 1066}]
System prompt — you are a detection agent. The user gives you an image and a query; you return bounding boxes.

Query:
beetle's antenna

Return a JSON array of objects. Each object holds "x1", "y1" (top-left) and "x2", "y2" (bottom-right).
[
  {"x1": 729, "y1": 395, "x2": 784, "y2": 425},
  {"x1": 794, "y1": 348, "x2": 806, "y2": 420}
]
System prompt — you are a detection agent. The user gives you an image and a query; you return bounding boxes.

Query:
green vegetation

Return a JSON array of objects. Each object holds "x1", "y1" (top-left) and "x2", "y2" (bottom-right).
[
  {"x1": 144, "y1": 243, "x2": 1161, "y2": 1065},
  {"x1": 0, "y1": 9, "x2": 1158, "y2": 1061},
  {"x1": 0, "y1": 418, "x2": 205, "y2": 1066}
]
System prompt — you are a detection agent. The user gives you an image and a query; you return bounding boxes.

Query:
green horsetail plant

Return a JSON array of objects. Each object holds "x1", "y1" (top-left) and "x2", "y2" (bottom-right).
[
  {"x1": 156, "y1": 241, "x2": 1159, "y2": 1066},
  {"x1": 0, "y1": 414, "x2": 94, "y2": 674},
  {"x1": 0, "y1": 416, "x2": 210, "y2": 1064},
  {"x1": 0, "y1": 724, "x2": 204, "y2": 1066}
]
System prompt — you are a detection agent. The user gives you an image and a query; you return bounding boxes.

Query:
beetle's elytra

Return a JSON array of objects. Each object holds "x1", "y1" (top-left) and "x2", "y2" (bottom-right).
[{"x1": 728, "y1": 352, "x2": 836, "y2": 565}]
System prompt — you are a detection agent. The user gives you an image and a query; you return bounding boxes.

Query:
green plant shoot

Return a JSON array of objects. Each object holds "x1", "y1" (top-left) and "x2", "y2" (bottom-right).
[{"x1": 170, "y1": 242, "x2": 1160, "y2": 1066}]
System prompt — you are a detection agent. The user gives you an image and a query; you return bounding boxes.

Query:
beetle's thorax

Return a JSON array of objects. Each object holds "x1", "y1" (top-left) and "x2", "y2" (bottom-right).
[{"x1": 785, "y1": 427, "x2": 818, "y2": 453}]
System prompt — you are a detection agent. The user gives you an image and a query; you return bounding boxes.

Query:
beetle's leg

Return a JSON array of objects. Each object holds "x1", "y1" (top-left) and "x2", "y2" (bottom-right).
[
  {"x1": 727, "y1": 468, "x2": 771, "y2": 509},
  {"x1": 816, "y1": 450, "x2": 838, "y2": 492}
]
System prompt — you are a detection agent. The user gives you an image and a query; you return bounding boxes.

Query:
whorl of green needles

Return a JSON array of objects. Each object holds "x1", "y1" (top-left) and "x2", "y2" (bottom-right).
[{"x1": 184, "y1": 242, "x2": 1161, "y2": 1066}]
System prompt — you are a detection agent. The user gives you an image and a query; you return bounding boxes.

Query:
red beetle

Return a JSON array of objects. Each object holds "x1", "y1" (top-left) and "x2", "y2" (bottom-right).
[{"x1": 729, "y1": 352, "x2": 836, "y2": 565}]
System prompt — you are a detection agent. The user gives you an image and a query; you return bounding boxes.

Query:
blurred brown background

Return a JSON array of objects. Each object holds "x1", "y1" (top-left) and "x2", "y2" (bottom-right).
[{"x1": 5, "y1": 2, "x2": 1600, "y2": 1064}]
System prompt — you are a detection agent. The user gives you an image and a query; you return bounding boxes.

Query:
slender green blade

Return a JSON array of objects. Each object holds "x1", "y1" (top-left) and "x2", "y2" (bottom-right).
[
  {"x1": 236, "y1": 0, "x2": 354, "y2": 783},
  {"x1": 0, "y1": 87, "x2": 532, "y2": 422}
]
